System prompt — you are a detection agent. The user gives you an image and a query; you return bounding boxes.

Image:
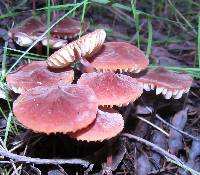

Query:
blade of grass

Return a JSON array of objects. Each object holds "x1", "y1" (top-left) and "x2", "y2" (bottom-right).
[
  {"x1": 2, "y1": 2, "x2": 85, "y2": 81},
  {"x1": 167, "y1": 0, "x2": 196, "y2": 34},
  {"x1": 149, "y1": 64, "x2": 200, "y2": 78},
  {"x1": 5, "y1": 47, "x2": 47, "y2": 58},
  {"x1": 7, "y1": 53, "x2": 46, "y2": 61},
  {"x1": 198, "y1": 15, "x2": 200, "y2": 68},
  {"x1": 4, "y1": 113, "x2": 12, "y2": 145},
  {"x1": 37, "y1": 3, "x2": 79, "y2": 11},
  {"x1": 46, "y1": 0, "x2": 51, "y2": 57},
  {"x1": 146, "y1": 17, "x2": 152, "y2": 59},
  {"x1": 79, "y1": 0, "x2": 89, "y2": 38},
  {"x1": 1, "y1": 42, "x2": 8, "y2": 81},
  {"x1": 0, "y1": 43, "x2": 18, "y2": 135},
  {"x1": 131, "y1": 0, "x2": 140, "y2": 47}
]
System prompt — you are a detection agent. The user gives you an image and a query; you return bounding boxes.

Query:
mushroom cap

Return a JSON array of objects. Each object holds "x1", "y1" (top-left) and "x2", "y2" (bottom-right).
[
  {"x1": 8, "y1": 17, "x2": 45, "y2": 40},
  {"x1": 137, "y1": 67, "x2": 193, "y2": 99},
  {"x1": 138, "y1": 67, "x2": 193, "y2": 90},
  {"x1": 51, "y1": 17, "x2": 89, "y2": 37},
  {"x1": 13, "y1": 84, "x2": 98, "y2": 134},
  {"x1": 69, "y1": 109, "x2": 124, "y2": 142},
  {"x1": 77, "y1": 72, "x2": 143, "y2": 106},
  {"x1": 6, "y1": 61, "x2": 74, "y2": 93},
  {"x1": 88, "y1": 42, "x2": 149, "y2": 73},
  {"x1": 47, "y1": 29, "x2": 106, "y2": 68}
]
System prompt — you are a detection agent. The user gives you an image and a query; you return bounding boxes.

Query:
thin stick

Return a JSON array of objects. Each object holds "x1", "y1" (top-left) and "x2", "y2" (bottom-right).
[
  {"x1": 122, "y1": 133, "x2": 200, "y2": 175},
  {"x1": 136, "y1": 116, "x2": 169, "y2": 137},
  {"x1": 0, "y1": 148, "x2": 92, "y2": 168},
  {"x1": 143, "y1": 105, "x2": 200, "y2": 141}
]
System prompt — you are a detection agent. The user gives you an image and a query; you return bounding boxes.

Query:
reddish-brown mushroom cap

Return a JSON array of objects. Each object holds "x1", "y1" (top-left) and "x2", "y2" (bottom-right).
[
  {"x1": 13, "y1": 84, "x2": 98, "y2": 134},
  {"x1": 77, "y1": 72, "x2": 143, "y2": 107},
  {"x1": 6, "y1": 61, "x2": 74, "y2": 93},
  {"x1": 51, "y1": 17, "x2": 89, "y2": 39},
  {"x1": 87, "y1": 42, "x2": 149, "y2": 73},
  {"x1": 137, "y1": 67, "x2": 193, "y2": 99},
  {"x1": 8, "y1": 17, "x2": 45, "y2": 46},
  {"x1": 69, "y1": 109, "x2": 124, "y2": 142}
]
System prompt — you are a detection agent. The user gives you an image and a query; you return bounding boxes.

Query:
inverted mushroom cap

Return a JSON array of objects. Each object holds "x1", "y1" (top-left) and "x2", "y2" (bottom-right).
[
  {"x1": 51, "y1": 17, "x2": 89, "y2": 38},
  {"x1": 13, "y1": 84, "x2": 98, "y2": 134},
  {"x1": 6, "y1": 61, "x2": 74, "y2": 93},
  {"x1": 137, "y1": 67, "x2": 193, "y2": 99},
  {"x1": 69, "y1": 109, "x2": 124, "y2": 142},
  {"x1": 47, "y1": 29, "x2": 106, "y2": 68},
  {"x1": 88, "y1": 42, "x2": 149, "y2": 73},
  {"x1": 77, "y1": 72, "x2": 143, "y2": 106},
  {"x1": 8, "y1": 17, "x2": 45, "y2": 46}
]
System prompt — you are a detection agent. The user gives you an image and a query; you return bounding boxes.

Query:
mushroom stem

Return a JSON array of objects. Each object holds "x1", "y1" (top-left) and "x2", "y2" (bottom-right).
[
  {"x1": 35, "y1": 43, "x2": 43, "y2": 54},
  {"x1": 105, "y1": 138, "x2": 117, "y2": 174},
  {"x1": 79, "y1": 57, "x2": 95, "y2": 73}
]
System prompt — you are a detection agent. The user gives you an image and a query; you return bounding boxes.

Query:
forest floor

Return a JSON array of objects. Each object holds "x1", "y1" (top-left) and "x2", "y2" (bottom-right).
[{"x1": 0, "y1": 0, "x2": 200, "y2": 175}]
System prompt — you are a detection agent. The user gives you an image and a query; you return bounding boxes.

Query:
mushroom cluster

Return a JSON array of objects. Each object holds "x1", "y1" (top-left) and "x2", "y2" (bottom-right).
[
  {"x1": 7, "y1": 29, "x2": 193, "y2": 143},
  {"x1": 8, "y1": 16, "x2": 89, "y2": 49}
]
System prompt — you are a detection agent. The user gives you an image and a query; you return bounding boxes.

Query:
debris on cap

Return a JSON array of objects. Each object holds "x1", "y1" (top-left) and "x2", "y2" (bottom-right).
[
  {"x1": 13, "y1": 84, "x2": 98, "y2": 134},
  {"x1": 77, "y1": 72, "x2": 143, "y2": 107},
  {"x1": 6, "y1": 61, "x2": 74, "y2": 93},
  {"x1": 137, "y1": 67, "x2": 193, "y2": 99}
]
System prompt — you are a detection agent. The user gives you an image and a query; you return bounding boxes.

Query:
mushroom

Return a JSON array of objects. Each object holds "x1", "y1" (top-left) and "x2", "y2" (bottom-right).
[
  {"x1": 137, "y1": 67, "x2": 193, "y2": 99},
  {"x1": 69, "y1": 109, "x2": 124, "y2": 142},
  {"x1": 8, "y1": 16, "x2": 89, "y2": 49},
  {"x1": 77, "y1": 72, "x2": 143, "y2": 107},
  {"x1": 8, "y1": 16, "x2": 45, "y2": 47},
  {"x1": 47, "y1": 29, "x2": 106, "y2": 68},
  {"x1": 50, "y1": 17, "x2": 90, "y2": 40},
  {"x1": 6, "y1": 61, "x2": 74, "y2": 93},
  {"x1": 42, "y1": 17, "x2": 89, "y2": 49},
  {"x1": 86, "y1": 42, "x2": 149, "y2": 73},
  {"x1": 13, "y1": 84, "x2": 98, "y2": 134}
]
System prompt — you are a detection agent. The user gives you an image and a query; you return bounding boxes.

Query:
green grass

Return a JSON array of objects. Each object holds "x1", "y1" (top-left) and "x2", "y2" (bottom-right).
[
  {"x1": 46, "y1": 0, "x2": 51, "y2": 57},
  {"x1": 131, "y1": 0, "x2": 140, "y2": 48},
  {"x1": 146, "y1": 17, "x2": 153, "y2": 59},
  {"x1": 79, "y1": 0, "x2": 89, "y2": 37},
  {"x1": 198, "y1": 15, "x2": 200, "y2": 68}
]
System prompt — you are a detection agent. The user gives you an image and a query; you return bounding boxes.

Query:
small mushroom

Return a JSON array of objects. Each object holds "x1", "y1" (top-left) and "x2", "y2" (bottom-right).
[
  {"x1": 13, "y1": 84, "x2": 98, "y2": 134},
  {"x1": 8, "y1": 16, "x2": 45, "y2": 47},
  {"x1": 87, "y1": 42, "x2": 149, "y2": 73},
  {"x1": 6, "y1": 61, "x2": 74, "y2": 93},
  {"x1": 47, "y1": 29, "x2": 106, "y2": 68},
  {"x1": 137, "y1": 67, "x2": 193, "y2": 99},
  {"x1": 77, "y1": 72, "x2": 143, "y2": 107},
  {"x1": 69, "y1": 109, "x2": 124, "y2": 142},
  {"x1": 50, "y1": 17, "x2": 90, "y2": 40}
]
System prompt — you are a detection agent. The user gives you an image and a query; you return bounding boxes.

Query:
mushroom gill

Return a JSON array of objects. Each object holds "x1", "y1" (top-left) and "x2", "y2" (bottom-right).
[{"x1": 137, "y1": 67, "x2": 193, "y2": 99}]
